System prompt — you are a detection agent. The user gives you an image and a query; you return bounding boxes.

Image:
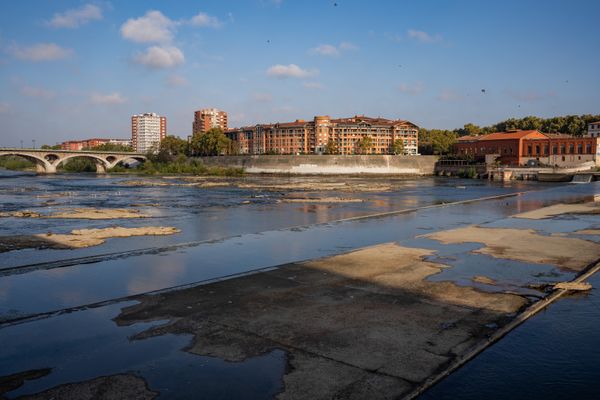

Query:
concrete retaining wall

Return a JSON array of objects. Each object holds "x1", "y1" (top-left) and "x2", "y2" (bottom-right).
[{"x1": 198, "y1": 155, "x2": 438, "y2": 175}]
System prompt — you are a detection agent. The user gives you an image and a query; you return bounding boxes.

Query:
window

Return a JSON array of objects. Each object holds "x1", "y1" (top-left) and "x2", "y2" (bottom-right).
[
  {"x1": 577, "y1": 144, "x2": 583, "y2": 154},
  {"x1": 527, "y1": 145, "x2": 532, "y2": 155},
  {"x1": 552, "y1": 146, "x2": 558, "y2": 155},
  {"x1": 569, "y1": 143, "x2": 575, "y2": 154},
  {"x1": 535, "y1": 145, "x2": 540, "y2": 155}
]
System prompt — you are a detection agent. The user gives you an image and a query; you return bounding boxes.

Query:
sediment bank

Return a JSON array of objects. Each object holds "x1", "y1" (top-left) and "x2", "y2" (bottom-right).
[{"x1": 0, "y1": 226, "x2": 180, "y2": 252}]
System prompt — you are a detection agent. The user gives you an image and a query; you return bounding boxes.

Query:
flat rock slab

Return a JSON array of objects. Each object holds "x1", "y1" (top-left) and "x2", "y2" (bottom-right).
[
  {"x1": 423, "y1": 226, "x2": 600, "y2": 271},
  {"x1": 17, "y1": 374, "x2": 157, "y2": 400},
  {"x1": 512, "y1": 201, "x2": 600, "y2": 220},
  {"x1": 115, "y1": 243, "x2": 528, "y2": 399}
]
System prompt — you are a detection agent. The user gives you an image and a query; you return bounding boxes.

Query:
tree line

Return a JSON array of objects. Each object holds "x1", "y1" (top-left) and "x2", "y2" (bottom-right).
[{"x1": 419, "y1": 114, "x2": 600, "y2": 155}]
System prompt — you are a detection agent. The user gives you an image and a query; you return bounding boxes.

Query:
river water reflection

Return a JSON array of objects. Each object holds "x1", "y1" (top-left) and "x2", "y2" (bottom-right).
[{"x1": 1, "y1": 171, "x2": 599, "y2": 399}]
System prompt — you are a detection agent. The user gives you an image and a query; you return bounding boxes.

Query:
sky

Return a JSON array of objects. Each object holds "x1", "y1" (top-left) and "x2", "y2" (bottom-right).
[{"x1": 0, "y1": 0, "x2": 599, "y2": 147}]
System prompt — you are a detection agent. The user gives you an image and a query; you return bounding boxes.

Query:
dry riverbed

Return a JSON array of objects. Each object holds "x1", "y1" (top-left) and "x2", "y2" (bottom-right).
[
  {"x1": 113, "y1": 242, "x2": 528, "y2": 399},
  {"x1": 0, "y1": 208, "x2": 149, "y2": 219},
  {"x1": 120, "y1": 177, "x2": 394, "y2": 192},
  {"x1": 0, "y1": 226, "x2": 180, "y2": 252},
  {"x1": 513, "y1": 200, "x2": 600, "y2": 219}
]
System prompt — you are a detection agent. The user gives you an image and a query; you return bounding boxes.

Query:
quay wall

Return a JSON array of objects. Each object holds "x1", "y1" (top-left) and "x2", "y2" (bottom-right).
[{"x1": 198, "y1": 155, "x2": 438, "y2": 175}]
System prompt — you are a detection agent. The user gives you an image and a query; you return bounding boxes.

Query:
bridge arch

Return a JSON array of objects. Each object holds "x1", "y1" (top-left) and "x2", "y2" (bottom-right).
[
  {"x1": 55, "y1": 154, "x2": 111, "y2": 173},
  {"x1": 0, "y1": 152, "x2": 53, "y2": 173}
]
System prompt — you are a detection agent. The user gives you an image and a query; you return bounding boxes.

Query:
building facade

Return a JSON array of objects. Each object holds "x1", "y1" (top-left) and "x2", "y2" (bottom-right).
[
  {"x1": 455, "y1": 130, "x2": 599, "y2": 167},
  {"x1": 60, "y1": 138, "x2": 132, "y2": 151},
  {"x1": 131, "y1": 113, "x2": 167, "y2": 153},
  {"x1": 225, "y1": 115, "x2": 419, "y2": 155},
  {"x1": 588, "y1": 121, "x2": 600, "y2": 138},
  {"x1": 193, "y1": 108, "x2": 228, "y2": 135}
]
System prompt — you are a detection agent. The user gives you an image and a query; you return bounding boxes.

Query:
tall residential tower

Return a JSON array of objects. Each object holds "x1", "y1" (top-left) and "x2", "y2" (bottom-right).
[
  {"x1": 131, "y1": 112, "x2": 167, "y2": 153},
  {"x1": 193, "y1": 108, "x2": 228, "y2": 135}
]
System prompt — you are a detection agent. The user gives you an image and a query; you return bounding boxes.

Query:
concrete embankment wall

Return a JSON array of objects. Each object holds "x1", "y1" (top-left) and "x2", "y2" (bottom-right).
[{"x1": 198, "y1": 155, "x2": 438, "y2": 175}]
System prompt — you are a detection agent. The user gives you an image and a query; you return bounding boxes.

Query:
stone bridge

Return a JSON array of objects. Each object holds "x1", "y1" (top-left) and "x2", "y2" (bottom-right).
[{"x1": 0, "y1": 148, "x2": 146, "y2": 173}]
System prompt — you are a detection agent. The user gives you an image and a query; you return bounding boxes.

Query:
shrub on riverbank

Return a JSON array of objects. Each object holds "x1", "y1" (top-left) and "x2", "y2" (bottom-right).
[
  {"x1": 0, "y1": 156, "x2": 35, "y2": 170},
  {"x1": 110, "y1": 158, "x2": 243, "y2": 176},
  {"x1": 457, "y1": 166, "x2": 478, "y2": 179}
]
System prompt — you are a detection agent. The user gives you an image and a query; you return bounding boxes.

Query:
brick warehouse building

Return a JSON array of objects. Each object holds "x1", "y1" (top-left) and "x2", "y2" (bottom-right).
[
  {"x1": 455, "y1": 130, "x2": 599, "y2": 167},
  {"x1": 225, "y1": 115, "x2": 418, "y2": 155}
]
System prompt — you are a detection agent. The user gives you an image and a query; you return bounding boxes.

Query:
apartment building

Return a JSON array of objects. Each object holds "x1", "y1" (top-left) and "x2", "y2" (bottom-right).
[
  {"x1": 131, "y1": 112, "x2": 167, "y2": 153},
  {"x1": 193, "y1": 108, "x2": 228, "y2": 134},
  {"x1": 588, "y1": 121, "x2": 600, "y2": 138},
  {"x1": 60, "y1": 138, "x2": 132, "y2": 151},
  {"x1": 226, "y1": 115, "x2": 419, "y2": 155}
]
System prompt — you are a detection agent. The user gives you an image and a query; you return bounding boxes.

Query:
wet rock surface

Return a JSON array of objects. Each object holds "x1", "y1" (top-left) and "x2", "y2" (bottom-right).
[
  {"x1": 423, "y1": 226, "x2": 600, "y2": 271},
  {"x1": 114, "y1": 243, "x2": 528, "y2": 398},
  {"x1": 0, "y1": 226, "x2": 180, "y2": 252},
  {"x1": 16, "y1": 374, "x2": 157, "y2": 400}
]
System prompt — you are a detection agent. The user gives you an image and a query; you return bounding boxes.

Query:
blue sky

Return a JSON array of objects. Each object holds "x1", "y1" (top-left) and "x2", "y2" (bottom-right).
[{"x1": 0, "y1": 0, "x2": 599, "y2": 146}]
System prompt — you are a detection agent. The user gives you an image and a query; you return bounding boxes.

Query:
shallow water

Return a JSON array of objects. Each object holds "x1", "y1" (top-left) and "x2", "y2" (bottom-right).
[{"x1": 1, "y1": 172, "x2": 599, "y2": 399}]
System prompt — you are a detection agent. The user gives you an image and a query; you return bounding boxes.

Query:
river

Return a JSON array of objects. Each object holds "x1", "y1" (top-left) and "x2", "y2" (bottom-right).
[{"x1": 0, "y1": 171, "x2": 599, "y2": 399}]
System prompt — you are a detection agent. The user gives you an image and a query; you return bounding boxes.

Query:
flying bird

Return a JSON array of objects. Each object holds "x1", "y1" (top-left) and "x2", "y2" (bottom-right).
[
  {"x1": 481, "y1": 89, "x2": 486, "y2": 93},
  {"x1": 334, "y1": 2, "x2": 338, "y2": 6}
]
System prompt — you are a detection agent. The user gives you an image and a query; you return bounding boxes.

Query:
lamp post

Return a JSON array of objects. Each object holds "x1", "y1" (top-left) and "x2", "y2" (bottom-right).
[
  {"x1": 32, "y1": 139, "x2": 36, "y2": 149},
  {"x1": 20, "y1": 140, "x2": 23, "y2": 149}
]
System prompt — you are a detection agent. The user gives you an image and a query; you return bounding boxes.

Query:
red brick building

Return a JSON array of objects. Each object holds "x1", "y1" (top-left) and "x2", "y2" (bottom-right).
[
  {"x1": 226, "y1": 115, "x2": 419, "y2": 155},
  {"x1": 455, "y1": 130, "x2": 599, "y2": 167},
  {"x1": 60, "y1": 138, "x2": 131, "y2": 151},
  {"x1": 193, "y1": 108, "x2": 228, "y2": 135}
]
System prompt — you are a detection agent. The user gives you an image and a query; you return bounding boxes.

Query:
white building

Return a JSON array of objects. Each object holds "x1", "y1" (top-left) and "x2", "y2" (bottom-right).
[
  {"x1": 588, "y1": 121, "x2": 600, "y2": 138},
  {"x1": 131, "y1": 113, "x2": 167, "y2": 153}
]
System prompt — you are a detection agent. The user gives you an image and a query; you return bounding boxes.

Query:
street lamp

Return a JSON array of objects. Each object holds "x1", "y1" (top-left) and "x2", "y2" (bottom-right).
[
  {"x1": 20, "y1": 140, "x2": 23, "y2": 149},
  {"x1": 32, "y1": 139, "x2": 36, "y2": 149}
]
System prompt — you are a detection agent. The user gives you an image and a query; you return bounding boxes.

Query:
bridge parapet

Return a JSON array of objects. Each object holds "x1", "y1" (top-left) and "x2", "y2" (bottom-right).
[{"x1": 0, "y1": 148, "x2": 146, "y2": 173}]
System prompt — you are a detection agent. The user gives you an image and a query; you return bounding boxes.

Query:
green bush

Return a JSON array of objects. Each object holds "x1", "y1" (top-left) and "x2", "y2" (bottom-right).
[
  {"x1": 457, "y1": 166, "x2": 478, "y2": 179},
  {"x1": 0, "y1": 156, "x2": 35, "y2": 170}
]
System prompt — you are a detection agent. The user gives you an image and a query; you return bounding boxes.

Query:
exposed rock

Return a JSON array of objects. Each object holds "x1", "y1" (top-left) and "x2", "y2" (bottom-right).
[
  {"x1": 0, "y1": 226, "x2": 180, "y2": 252},
  {"x1": 423, "y1": 226, "x2": 600, "y2": 271},
  {"x1": 17, "y1": 373, "x2": 157, "y2": 400},
  {"x1": 512, "y1": 201, "x2": 600, "y2": 219}
]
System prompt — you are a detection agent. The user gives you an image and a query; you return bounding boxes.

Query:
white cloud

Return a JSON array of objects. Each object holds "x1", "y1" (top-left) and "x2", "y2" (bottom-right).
[
  {"x1": 407, "y1": 29, "x2": 441, "y2": 43},
  {"x1": 167, "y1": 74, "x2": 188, "y2": 86},
  {"x1": 253, "y1": 92, "x2": 273, "y2": 102},
  {"x1": 309, "y1": 42, "x2": 358, "y2": 57},
  {"x1": 398, "y1": 82, "x2": 424, "y2": 95},
  {"x1": 303, "y1": 82, "x2": 323, "y2": 89},
  {"x1": 310, "y1": 44, "x2": 339, "y2": 56},
  {"x1": 10, "y1": 43, "x2": 73, "y2": 61},
  {"x1": 21, "y1": 85, "x2": 55, "y2": 99},
  {"x1": 437, "y1": 89, "x2": 463, "y2": 102},
  {"x1": 120, "y1": 10, "x2": 176, "y2": 43},
  {"x1": 134, "y1": 46, "x2": 184, "y2": 69},
  {"x1": 90, "y1": 92, "x2": 127, "y2": 105},
  {"x1": 190, "y1": 12, "x2": 222, "y2": 28},
  {"x1": 48, "y1": 4, "x2": 102, "y2": 29},
  {"x1": 266, "y1": 64, "x2": 317, "y2": 79},
  {"x1": 339, "y1": 42, "x2": 359, "y2": 51}
]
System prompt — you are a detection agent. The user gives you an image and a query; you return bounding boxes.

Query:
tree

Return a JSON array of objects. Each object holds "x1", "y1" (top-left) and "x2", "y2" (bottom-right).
[
  {"x1": 392, "y1": 139, "x2": 405, "y2": 155},
  {"x1": 456, "y1": 123, "x2": 481, "y2": 137},
  {"x1": 189, "y1": 128, "x2": 231, "y2": 156},
  {"x1": 41, "y1": 144, "x2": 62, "y2": 150},
  {"x1": 325, "y1": 139, "x2": 339, "y2": 155},
  {"x1": 155, "y1": 135, "x2": 188, "y2": 162},
  {"x1": 358, "y1": 136, "x2": 373, "y2": 154}
]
